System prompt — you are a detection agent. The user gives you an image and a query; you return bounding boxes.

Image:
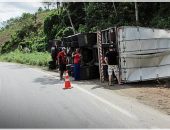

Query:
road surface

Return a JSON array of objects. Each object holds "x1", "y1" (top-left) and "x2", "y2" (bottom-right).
[{"x1": 0, "y1": 62, "x2": 170, "y2": 128}]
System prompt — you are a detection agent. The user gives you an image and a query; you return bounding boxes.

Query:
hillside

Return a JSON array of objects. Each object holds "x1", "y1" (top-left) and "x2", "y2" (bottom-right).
[
  {"x1": 0, "y1": 10, "x2": 52, "y2": 53},
  {"x1": 0, "y1": 11, "x2": 51, "y2": 44},
  {"x1": 0, "y1": 30, "x2": 11, "y2": 46},
  {"x1": 0, "y1": 2, "x2": 170, "y2": 54}
]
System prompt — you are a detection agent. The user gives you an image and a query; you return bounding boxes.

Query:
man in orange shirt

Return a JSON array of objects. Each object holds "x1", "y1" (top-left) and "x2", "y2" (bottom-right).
[{"x1": 72, "y1": 48, "x2": 81, "y2": 80}]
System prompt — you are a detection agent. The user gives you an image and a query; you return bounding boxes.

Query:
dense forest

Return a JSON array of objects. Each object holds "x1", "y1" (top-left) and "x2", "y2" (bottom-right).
[{"x1": 0, "y1": 2, "x2": 170, "y2": 54}]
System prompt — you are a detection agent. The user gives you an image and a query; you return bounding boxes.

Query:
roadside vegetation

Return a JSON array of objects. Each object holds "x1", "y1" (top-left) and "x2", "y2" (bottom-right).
[
  {"x1": 0, "y1": 2, "x2": 170, "y2": 66},
  {"x1": 0, "y1": 50, "x2": 51, "y2": 67}
]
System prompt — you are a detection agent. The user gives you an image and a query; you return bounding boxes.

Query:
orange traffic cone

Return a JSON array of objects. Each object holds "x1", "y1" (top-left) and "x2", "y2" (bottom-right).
[{"x1": 63, "y1": 71, "x2": 72, "y2": 89}]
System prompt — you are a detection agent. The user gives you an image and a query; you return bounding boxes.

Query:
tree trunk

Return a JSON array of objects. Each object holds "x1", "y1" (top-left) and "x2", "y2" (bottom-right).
[
  {"x1": 135, "y1": 2, "x2": 139, "y2": 25},
  {"x1": 66, "y1": 9, "x2": 76, "y2": 34},
  {"x1": 112, "y1": 2, "x2": 117, "y2": 17}
]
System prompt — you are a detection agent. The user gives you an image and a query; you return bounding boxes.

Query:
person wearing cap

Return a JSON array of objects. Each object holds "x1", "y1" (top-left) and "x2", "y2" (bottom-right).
[
  {"x1": 105, "y1": 44, "x2": 121, "y2": 86},
  {"x1": 57, "y1": 47, "x2": 67, "y2": 80}
]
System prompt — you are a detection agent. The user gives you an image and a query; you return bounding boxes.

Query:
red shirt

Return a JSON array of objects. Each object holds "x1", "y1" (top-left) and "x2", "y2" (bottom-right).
[
  {"x1": 74, "y1": 53, "x2": 80, "y2": 64},
  {"x1": 57, "y1": 51, "x2": 67, "y2": 64}
]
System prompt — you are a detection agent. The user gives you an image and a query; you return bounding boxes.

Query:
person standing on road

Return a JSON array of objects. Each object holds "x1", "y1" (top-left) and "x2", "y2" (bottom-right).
[
  {"x1": 105, "y1": 45, "x2": 121, "y2": 86},
  {"x1": 57, "y1": 47, "x2": 67, "y2": 80},
  {"x1": 49, "y1": 43, "x2": 59, "y2": 70},
  {"x1": 72, "y1": 48, "x2": 81, "y2": 81},
  {"x1": 51, "y1": 43, "x2": 58, "y2": 63}
]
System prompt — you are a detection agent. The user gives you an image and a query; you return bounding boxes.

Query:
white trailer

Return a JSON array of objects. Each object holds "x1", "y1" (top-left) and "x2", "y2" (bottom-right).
[{"x1": 97, "y1": 26, "x2": 170, "y2": 83}]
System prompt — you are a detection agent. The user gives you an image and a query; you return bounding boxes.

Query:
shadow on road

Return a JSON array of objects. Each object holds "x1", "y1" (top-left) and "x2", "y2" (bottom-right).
[
  {"x1": 33, "y1": 75, "x2": 62, "y2": 86},
  {"x1": 71, "y1": 78, "x2": 170, "y2": 91}
]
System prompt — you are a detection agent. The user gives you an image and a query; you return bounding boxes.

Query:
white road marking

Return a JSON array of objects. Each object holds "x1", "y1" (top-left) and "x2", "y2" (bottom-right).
[
  {"x1": 73, "y1": 84, "x2": 138, "y2": 120},
  {"x1": 30, "y1": 67, "x2": 138, "y2": 120}
]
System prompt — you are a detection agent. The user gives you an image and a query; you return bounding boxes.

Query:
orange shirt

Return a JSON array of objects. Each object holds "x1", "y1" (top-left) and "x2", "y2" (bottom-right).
[{"x1": 74, "y1": 53, "x2": 80, "y2": 64}]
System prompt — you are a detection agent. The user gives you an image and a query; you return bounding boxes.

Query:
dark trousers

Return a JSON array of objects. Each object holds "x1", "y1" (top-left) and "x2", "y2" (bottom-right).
[
  {"x1": 74, "y1": 64, "x2": 80, "y2": 80},
  {"x1": 59, "y1": 64, "x2": 66, "y2": 80},
  {"x1": 52, "y1": 56, "x2": 56, "y2": 62}
]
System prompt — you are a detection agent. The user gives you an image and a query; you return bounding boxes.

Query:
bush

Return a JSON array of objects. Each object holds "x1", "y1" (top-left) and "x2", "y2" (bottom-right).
[
  {"x1": 0, "y1": 50, "x2": 51, "y2": 67},
  {"x1": 150, "y1": 16, "x2": 170, "y2": 29},
  {"x1": 78, "y1": 24, "x2": 88, "y2": 33},
  {"x1": 63, "y1": 27, "x2": 74, "y2": 37}
]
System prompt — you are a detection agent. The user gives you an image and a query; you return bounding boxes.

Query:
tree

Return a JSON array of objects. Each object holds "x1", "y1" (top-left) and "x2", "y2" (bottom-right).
[
  {"x1": 52, "y1": 2, "x2": 61, "y2": 8},
  {"x1": 63, "y1": 2, "x2": 86, "y2": 32},
  {"x1": 42, "y1": 2, "x2": 52, "y2": 10},
  {"x1": 38, "y1": 7, "x2": 43, "y2": 12}
]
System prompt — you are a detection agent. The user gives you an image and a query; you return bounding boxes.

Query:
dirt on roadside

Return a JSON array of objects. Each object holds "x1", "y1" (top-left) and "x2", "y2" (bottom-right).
[
  {"x1": 101, "y1": 80, "x2": 170, "y2": 115},
  {"x1": 80, "y1": 78, "x2": 170, "y2": 115}
]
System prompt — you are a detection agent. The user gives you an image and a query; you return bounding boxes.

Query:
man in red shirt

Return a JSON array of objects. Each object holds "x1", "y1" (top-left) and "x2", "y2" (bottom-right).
[
  {"x1": 72, "y1": 48, "x2": 81, "y2": 80},
  {"x1": 57, "y1": 47, "x2": 67, "y2": 80}
]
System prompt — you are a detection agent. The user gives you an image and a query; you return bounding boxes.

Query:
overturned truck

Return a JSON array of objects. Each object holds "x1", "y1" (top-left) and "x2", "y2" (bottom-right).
[
  {"x1": 62, "y1": 33, "x2": 99, "y2": 80},
  {"x1": 98, "y1": 26, "x2": 170, "y2": 83}
]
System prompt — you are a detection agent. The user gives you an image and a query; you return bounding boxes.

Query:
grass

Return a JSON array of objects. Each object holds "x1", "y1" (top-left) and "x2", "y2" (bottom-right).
[{"x1": 0, "y1": 50, "x2": 51, "y2": 67}]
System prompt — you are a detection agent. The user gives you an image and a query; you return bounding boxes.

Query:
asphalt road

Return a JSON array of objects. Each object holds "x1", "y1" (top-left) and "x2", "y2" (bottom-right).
[{"x1": 0, "y1": 62, "x2": 170, "y2": 128}]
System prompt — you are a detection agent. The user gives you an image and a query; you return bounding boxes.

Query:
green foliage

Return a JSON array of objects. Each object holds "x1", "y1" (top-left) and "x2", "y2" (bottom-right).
[
  {"x1": 1, "y1": 2, "x2": 170, "y2": 57},
  {"x1": 85, "y1": 3, "x2": 113, "y2": 30},
  {"x1": 55, "y1": 27, "x2": 74, "y2": 39},
  {"x1": 66, "y1": 2, "x2": 85, "y2": 30},
  {"x1": 55, "y1": 28, "x2": 64, "y2": 39},
  {"x1": 1, "y1": 41, "x2": 14, "y2": 53},
  {"x1": 78, "y1": 24, "x2": 88, "y2": 33},
  {"x1": 150, "y1": 17, "x2": 170, "y2": 29},
  {"x1": 0, "y1": 11, "x2": 49, "y2": 54},
  {"x1": 0, "y1": 50, "x2": 51, "y2": 67},
  {"x1": 44, "y1": 7, "x2": 70, "y2": 41},
  {"x1": 62, "y1": 27, "x2": 74, "y2": 37},
  {"x1": 38, "y1": 7, "x2": 43, "y2": 12}
]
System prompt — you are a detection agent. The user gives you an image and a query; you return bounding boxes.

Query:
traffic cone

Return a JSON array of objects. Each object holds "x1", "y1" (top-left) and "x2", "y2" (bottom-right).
[{"x1": 63, "y1": 70, "x2": 72, "y2": 89}]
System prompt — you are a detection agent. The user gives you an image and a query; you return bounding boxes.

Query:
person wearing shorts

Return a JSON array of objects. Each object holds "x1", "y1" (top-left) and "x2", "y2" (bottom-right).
[{"x1": 105, "y1": 45, "x2": 121, "y2": 86}]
